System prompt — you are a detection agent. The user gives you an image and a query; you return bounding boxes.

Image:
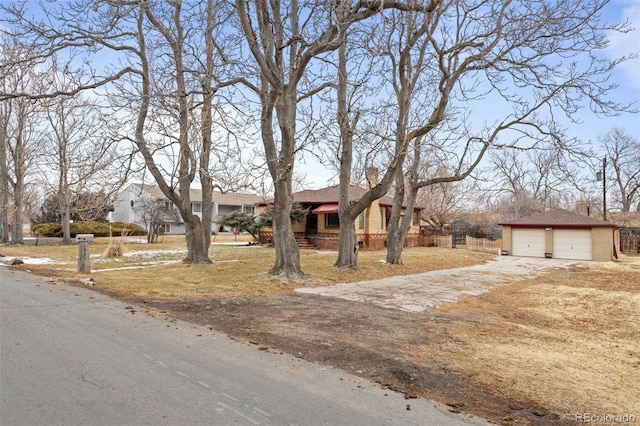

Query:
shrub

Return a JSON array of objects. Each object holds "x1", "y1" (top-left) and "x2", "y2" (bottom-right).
[{"x1": 32, "y1": 221, "x2": 147, "y2": 238}]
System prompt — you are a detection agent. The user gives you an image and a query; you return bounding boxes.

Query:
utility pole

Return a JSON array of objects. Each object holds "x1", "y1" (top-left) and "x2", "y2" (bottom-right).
[
  {"x1": 596, "y1": 157, "x2": 607, "y2": 221},
  {"x1": 602, "y1": 157, "x2": 607, "y2": 222}
]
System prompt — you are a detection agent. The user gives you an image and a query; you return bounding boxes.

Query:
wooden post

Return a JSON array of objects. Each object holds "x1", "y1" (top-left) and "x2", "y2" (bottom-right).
[{"x1": 78, "y1": 241, "x2": 91, "y2": 273}]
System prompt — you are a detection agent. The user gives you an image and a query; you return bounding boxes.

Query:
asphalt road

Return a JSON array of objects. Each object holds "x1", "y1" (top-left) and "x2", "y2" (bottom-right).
[{"x1": 0, "y1": 267, "x2": 488, "y2": 426}]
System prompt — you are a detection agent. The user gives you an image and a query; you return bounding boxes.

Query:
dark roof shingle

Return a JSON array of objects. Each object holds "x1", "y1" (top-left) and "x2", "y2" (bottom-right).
[
  {"x1": 133, "y1": 183, "x2": 263, "y2": 205},
  {"x1": 499, "y1": 209, "x2": 617, "y2": 228},
  {"x1": 292, "y1": 185, "x2": 397, "y2": 206}
]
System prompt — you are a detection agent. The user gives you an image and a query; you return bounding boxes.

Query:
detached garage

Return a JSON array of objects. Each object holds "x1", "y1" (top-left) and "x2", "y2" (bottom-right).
[{"x1": 500, "y1": 209, "x2": 619, "y2": 261}]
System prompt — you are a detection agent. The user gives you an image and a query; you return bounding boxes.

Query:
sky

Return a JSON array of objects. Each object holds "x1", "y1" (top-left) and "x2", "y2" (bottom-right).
[
  {"x1": 300, "y1": 0, "x2": 640, "y2": 190},
  {"x1": 4, "y1": 0, "x2": 639, "y2": 194},
  {"x1": 581, "y1": 0, "x2": 640, "y2": 141}
]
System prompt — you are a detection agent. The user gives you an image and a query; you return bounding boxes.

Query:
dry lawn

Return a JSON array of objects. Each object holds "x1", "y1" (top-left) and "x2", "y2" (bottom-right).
[
  {"x1": 434, "y1": 256, "x2": 640, "y2": 422},
  {"x1": 0, "y1": 236, "x2": 492, "y2": 298}
]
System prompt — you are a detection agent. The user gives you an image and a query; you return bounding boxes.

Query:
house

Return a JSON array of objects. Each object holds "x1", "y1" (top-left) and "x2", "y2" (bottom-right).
[
  {"x1": 258, "y1": 185, "x2": 423, "y2": 250},
  {"x1": 499, "y1": 209, "x2": 620, "y2": 261},
  {"x1": 112, "y1": 183, "x2": 263, "y2": 235}
]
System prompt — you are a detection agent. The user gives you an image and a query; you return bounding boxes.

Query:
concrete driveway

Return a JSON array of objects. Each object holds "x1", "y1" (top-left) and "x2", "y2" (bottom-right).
[{"x1": 296, "y1": 256, "x2": 579, "y2": 313}]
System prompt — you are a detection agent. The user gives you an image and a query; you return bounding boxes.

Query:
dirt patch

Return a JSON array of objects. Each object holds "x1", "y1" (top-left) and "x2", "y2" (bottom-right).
[{"x1": 130, "y1": 256, "x2": 640, "y2": 425}]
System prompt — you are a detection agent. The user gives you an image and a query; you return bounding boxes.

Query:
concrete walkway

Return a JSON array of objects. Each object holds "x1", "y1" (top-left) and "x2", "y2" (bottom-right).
[{"x1": 296, "y1": 256, "x2": 579, "y2": 313}]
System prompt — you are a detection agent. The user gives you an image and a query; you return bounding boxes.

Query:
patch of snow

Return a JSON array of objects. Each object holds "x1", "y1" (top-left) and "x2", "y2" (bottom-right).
[
  {"x1": 123, "y1": 249, "x2": 187, "y2": 258},
  {"x1": 2, "y1": 256, "x2": 60, "y2": 265}
]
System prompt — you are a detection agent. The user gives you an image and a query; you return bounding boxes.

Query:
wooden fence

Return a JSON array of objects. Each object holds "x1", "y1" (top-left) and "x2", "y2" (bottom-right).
[
  {"x1": 465, "y1": 236, "x2": 503, "y2": 254},
  {"x1": 424, "y1": 235, "x2": 502, "y2": 254},
  {"x1": 423, "y1": 235, "x2": 453, "y2": 248}
]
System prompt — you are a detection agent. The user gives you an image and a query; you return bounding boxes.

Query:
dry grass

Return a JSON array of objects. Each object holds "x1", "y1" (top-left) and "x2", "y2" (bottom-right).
[
  {"x1": 435, "y1": 256, "x2": 640, "y2": 422},
  {"x1": 0, "y1": 235, "x2": 492, "y2": 298}
]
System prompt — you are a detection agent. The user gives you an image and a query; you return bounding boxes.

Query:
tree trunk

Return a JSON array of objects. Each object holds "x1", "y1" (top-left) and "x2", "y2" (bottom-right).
[
  {"x1": 60, "y1": 186, "x2": 72, "y2": 244},
  {"x1": 61, "y1": 209, "x2": 71, "y2": 244},
  {"x1": 334, "y1": 220, "x2": 359, "y2": 269},
  {"x1": 269, "y1": 180, "x2": 304, "y2": 279},
  {"x1": 198, "y1": 0, "x2": 215, "y2": 259},
  {"x1": 385, "y1": 194, "x2": 405, "y2": 265},
  {"x1": 183, "y1": 217, "x2": 212, "y2": 264},
  {"x1": 11, "y1": 179, "x2": 24, "y2": 244},
  {"x1": 262, "y1": 82, "x2": 304, "y2": 279},
  {"x1": 0, "y1": 122, "x2": 8, "y2": 243},
  {"x1": 334, "y1": 30, "x2": 360, "y2": 270},
  {"x1": 0, "y1": 201, "x2": 7, "y2": 243},
  {"x1": 386, "y1": 185, "x2": 419, "y2": 265}
]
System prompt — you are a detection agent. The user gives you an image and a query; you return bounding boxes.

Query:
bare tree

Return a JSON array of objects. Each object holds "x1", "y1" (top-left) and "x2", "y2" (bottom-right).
[
  {"x1": 381, "y1": 0, "x2": 631, "y2": 264},
  {"x1": 0, "y1": 73, "x2": 9, "y2": 243},
  {"x1": 487, "y1": 146, "x2": 585, "y2": 220},
  {"x1": 235, "y1": 0, "x2": 437, "y2": 276},
  {"x1": 333, "y1": 6, "x2": 364, "y2": 269},
  {"x1": 1, "y1": 0, "x2": 245, "y2": 263},
  {"x1": 38, "y1": 56, "x2": 125, "y2": 243},
  {"x1": 0, "y1": 40, "x2": 44, "y2": 244},
  {"x1": 599, "y1": 128, "x2": 640, "y2": 213},
  {"x1": 300, "y1": 15, "x2": 384, "y2": 269},
  {"x1": 418, "y1": 166, "x2": 478, "y2": 234},
  {"x1": 234, "y1": 0, "x2": 328, "y2": 279},
  {"x1": 135, "y1": 197, "x2": 180, "y2": 243},
  {"x1": 128, "y1": 0, "x2": 249, "y2": 263}
]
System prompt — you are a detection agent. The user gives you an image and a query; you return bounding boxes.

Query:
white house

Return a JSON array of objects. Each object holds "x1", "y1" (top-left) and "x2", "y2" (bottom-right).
[{"x1": 112, "y1": 183, "x2": 264, "y2": 235}]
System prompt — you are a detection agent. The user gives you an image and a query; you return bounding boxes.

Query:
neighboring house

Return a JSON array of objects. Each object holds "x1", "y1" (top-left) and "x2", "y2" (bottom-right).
[
  {"x1": 258, "y1": 185, "x2": 423, "y2": 250},
  {"x1": 499, "y1": 209, "x2": 620, "y2": 261},
  {"x1": 112, "y1": 183, "x2": 263, "y2": 235}
]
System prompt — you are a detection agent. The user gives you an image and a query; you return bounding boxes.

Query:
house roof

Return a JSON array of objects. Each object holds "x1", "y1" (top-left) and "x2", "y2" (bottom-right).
[
  {"x1": 291, "y1": 185, "x2": 420, "y2": 208},
  {"x1": 214, "y1": 191, "x2": 264, "y2": 206},
  {"x1": 132, "y1": 183, "x2": 263, "y2": 206},
  {"x1": 499, "y1": 209, "x2": 618, "y2": 228}
]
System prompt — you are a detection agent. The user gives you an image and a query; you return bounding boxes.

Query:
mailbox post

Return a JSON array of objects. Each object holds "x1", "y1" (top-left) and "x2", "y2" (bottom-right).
[{"x1": 76, "y1": 234, "x2": 94, "y2": 273}]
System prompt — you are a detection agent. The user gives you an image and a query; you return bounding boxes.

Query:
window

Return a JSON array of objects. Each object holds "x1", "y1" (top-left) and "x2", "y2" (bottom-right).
[
  {"x1": 244, "y1": 206, "x2": 255, "y2": 215},
  {"x1": 413, "y1": 211, "x2": 419, "y2": 226},
  {"x1": 325, "y1": 213, "x2": 340, "y2": 228},
  {"x1": 380, "y1": 208, "x2": 385, "y2": 230},
  {"x1": 191, "y1": 203, "x2": 202, "y2": 213},
  {"x1": 164, "y1": 201, "x2": 174, "y2": 210},
  {"x1": 358, "y1": 212, "x2": 365, "y2": 230},
  {"x1": 163, "y1": 224, "x2": 171, "y2": 234}
]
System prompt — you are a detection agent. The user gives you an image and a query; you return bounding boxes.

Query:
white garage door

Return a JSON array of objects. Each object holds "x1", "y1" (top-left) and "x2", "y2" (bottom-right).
[
  {"x1": 552, "y1": 229, "x2": 592, "y2": 260},
  {"x1": 512, "y1": 228, "x2": 546, "y2": 257}
]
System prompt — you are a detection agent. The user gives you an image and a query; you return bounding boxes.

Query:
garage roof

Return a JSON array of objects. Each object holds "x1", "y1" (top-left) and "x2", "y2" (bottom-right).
[{"x1": 499, "y1": 209, "x2": 617, "y2": 228}]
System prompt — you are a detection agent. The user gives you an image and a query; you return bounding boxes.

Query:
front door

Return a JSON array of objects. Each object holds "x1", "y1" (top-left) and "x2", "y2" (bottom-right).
[{"x1": 306, "y1": 213, "x2": 318, "y2": 236}]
